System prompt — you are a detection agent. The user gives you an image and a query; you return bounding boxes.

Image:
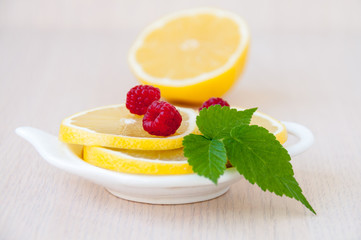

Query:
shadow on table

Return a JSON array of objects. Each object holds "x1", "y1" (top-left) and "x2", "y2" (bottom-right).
[{"x1": 112, "y1": 169, "x2": 337, "y2": 221}]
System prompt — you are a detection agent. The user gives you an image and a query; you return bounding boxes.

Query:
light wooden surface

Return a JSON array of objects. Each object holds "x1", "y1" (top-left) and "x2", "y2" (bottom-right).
[{"x1": 1, "y1": 0, "x2": 361, "y2": 239}]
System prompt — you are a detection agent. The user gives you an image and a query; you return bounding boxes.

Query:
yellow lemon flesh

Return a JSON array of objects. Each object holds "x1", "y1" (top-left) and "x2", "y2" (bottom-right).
[
  {"x1": 129, "y1": 8, "x2": 250, "y2": 104},
  {"x1": 83, "y1": 108, "x2": 287, "y2": 175},
  {"x1": 59, "y1": 104, "x2": 198, "y2": 150}
]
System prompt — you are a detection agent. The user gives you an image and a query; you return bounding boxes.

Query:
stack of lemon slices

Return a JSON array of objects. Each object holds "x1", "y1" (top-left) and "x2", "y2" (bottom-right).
[{"x1": 58, "y1": 104, "x2": 287, "y2": 175}]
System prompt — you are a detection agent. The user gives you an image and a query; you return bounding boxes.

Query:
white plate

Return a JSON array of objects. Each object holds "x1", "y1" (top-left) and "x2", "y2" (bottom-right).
[{"x1": 15, "y1": 122, "x2": 313, "y2": 204}]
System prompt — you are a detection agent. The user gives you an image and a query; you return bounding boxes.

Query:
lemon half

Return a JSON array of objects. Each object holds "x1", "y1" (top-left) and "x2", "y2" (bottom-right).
[{"x1": 129, "y1": 8, "x2": 250, "y2": 103}]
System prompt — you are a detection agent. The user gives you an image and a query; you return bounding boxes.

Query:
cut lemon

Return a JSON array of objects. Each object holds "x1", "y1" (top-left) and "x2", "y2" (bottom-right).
[
  {"x1": 82, "y1": 108, "x2": 287, "y2": 175},
  {"x1": 59, "y1": 104, "x2": 197, "y2": 150},
  {"x1": 249, "y1": 109, "x2": 287, "y2": 144},
  {"x1": 128, "y1": 8, "x2": 250, "y2": 104},
  {"x1": 83, "y1": 146, "x2": 193, "y2": 175}
]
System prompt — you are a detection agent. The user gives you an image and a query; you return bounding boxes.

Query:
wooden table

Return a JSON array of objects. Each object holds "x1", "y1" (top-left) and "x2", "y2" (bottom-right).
[{"x1": 1, "y1": 0, "x2": 361, "y2": 239}]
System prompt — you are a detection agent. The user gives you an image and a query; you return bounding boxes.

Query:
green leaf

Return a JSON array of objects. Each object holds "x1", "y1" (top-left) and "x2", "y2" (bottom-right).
[
  {"x1": 223, "y1": 125, "x2": 316, "y2": 214},
  {"x1": 197, "y1": 105, "x2": 257, "y2": 139},
  {"x1": 183, "y1": 134, "x2": 227, "y2": 184}
]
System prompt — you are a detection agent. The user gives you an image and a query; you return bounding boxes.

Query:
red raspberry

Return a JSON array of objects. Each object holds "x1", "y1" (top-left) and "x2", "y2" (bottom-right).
[
  {"x1": 126, "y1": 85, "x2": 161, "y2": 115},
  {"x1": 199, "y1": 97, "x2": 230, "y2": 111},
  {"x1": 143, "y1": 101, "x2": 182, "y2": 136}
]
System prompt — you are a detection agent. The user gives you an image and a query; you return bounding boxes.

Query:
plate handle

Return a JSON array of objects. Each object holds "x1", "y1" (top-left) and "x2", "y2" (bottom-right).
[{"x1": 282, "y1": 121, "x2": 314, "y2": 157}]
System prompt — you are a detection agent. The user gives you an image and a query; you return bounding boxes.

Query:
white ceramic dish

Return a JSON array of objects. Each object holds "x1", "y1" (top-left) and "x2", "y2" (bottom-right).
[{"x1": 15, "y1": 122, "x2": 313, "y2": 204}]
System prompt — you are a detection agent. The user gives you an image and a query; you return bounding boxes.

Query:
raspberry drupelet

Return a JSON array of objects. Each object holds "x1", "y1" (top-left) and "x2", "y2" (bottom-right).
[
  {"x1": 126, "y1": 85, "x2": 161, "y2": 115},
  {"x1": 143, "y1": 101, "x2": 182, "y2": 136},
  {"x1": 199, "y1": 97, "x2": 230, "y2": 111}
]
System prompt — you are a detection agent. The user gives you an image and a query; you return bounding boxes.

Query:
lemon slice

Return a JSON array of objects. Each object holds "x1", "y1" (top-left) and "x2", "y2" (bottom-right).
[
  {"x1": 250, "y1": 110, "x2": 287, "y2": 145},
  {"x1": 59, "y1": 104, "x2": 197, "y2": 150},
  {"x1": 83, "y1": 108, "x2": 287, "y2": 175},
  {"x1": 83, "y1": 147, "x2": 193, "y2": 175},
  {"x1": 128, "y1": 8, "x2": 250, "y2": 104}
]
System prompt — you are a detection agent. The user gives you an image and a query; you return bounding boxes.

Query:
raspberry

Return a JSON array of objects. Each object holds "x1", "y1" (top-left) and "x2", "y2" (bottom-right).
[
  {"x1": 126, "y1": 85, "x2": 161, "y2": 115},
  {"x1": 199, "y1": 97, "x2": 230, "y2": 111},
  {"x1": 143, "y1": 101, "x2": 182, "y2": 136}
]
